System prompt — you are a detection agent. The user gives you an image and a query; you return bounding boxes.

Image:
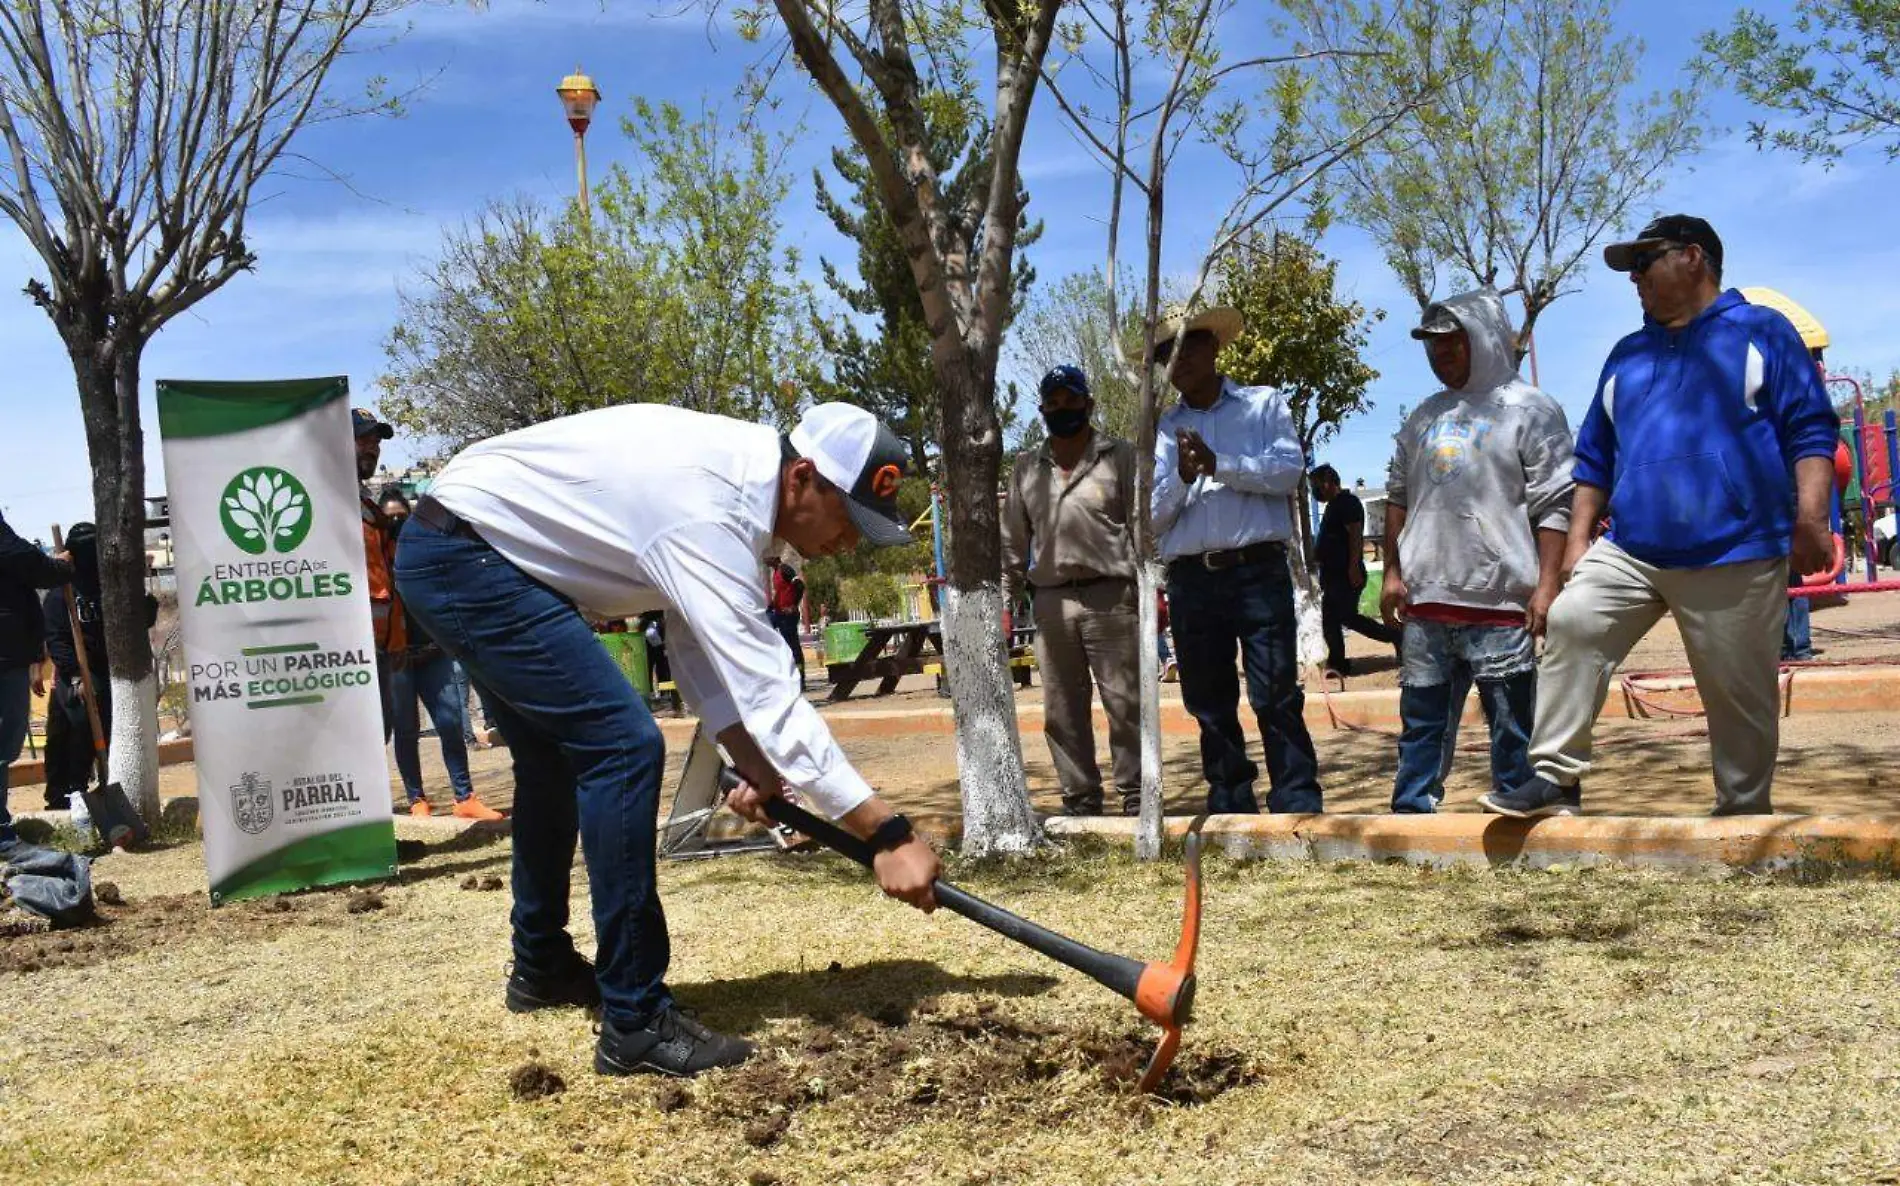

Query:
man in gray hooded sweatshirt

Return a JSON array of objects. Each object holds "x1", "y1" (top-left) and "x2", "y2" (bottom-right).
[{"x1": 1380, "y1": 289, "x2": 1574, "y2": 813}]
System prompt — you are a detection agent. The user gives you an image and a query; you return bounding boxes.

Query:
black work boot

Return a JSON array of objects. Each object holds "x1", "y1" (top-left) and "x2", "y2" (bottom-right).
[
  {"x1": 595, "y1": 1005, "x2": 756, "y2": 1078},
  {"x1": 505, "y1": 951, "x2": 602, "y2": 1013}
]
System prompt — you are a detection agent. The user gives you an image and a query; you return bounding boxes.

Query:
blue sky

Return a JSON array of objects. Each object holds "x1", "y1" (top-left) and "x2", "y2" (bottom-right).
[{"x1": 3, "y1": 0, "x2": 1896, "y2": 538}]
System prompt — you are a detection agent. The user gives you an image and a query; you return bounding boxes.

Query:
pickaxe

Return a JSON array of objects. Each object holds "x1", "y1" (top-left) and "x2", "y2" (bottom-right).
[{"x1": 719, "y1": 770, "x2": 1206, "y2": 1092}]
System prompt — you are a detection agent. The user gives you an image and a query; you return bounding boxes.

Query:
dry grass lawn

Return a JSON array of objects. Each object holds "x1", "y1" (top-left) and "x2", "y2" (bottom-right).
[{"x1": 4, "y1": 829, "x2": 1900, "y2": 1185}]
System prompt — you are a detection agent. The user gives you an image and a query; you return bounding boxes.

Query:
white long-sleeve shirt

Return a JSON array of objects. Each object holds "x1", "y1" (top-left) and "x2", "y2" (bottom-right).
[
  {"x1": 1151, "y1": 378, "x2": 1305, "y2": 560},
  {"x1": 427, "y1": 404, "x2": 873, "y2": 818}
]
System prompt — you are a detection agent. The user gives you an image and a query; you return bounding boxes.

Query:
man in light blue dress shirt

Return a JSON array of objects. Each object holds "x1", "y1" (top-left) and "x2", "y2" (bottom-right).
[{"x1": 1150, "y1": 307, "x2": 1324, "y2": 813}]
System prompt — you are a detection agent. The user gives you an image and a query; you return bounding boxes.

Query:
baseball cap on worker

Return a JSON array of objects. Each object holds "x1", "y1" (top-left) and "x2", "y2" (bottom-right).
[
  {"x1": 1039, "y1": 364, "x2": 1091, "y2": 400},
  {"x1": 788, "y1": 403, "x2": 914, "y2": 547},
  {"x1": 1409, "y1": 304, "x2": 1463, "y2": 340},
  {"x1": 1603, "y1": 214, "x2": 1724, "y2": 275},
  {"x1": 352, "y1": 408, "x2": 394, "y2": 440}
]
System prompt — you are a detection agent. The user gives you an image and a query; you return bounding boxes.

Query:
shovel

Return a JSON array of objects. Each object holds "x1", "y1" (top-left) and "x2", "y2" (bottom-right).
[{"x1": 50, "y1": 525, "x2": 148, "y2": 849}]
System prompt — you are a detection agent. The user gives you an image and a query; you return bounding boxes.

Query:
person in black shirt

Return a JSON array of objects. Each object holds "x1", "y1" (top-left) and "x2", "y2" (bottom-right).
[
  {"x1": 38, "y1": 523, "x2": 156, "y2": 811},
  {"x1": 2, "y1": 511, "x2": 74, "y2": 848},
  {"x1": 1311, "y1": 466, "x2": 1399, "y2": 676}
]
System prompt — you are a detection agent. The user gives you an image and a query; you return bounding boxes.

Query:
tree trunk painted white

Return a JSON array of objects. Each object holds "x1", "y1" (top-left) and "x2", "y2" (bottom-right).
[
  {"x1": 72, "y1": 343, "x2": 162, "y2": 827},
  {"x1": 1283, "y1": 499, "x2": 1328, "y2": 673},
  {"x1": 940, "y1": 583, "x2": 1039, "y2": 856},
  {"x1": 108, "y1": 671, "x2": 161, "y2": 823},
  {"x1": 1133, "y1": 559, "x2": 1165, "y2": 860}
]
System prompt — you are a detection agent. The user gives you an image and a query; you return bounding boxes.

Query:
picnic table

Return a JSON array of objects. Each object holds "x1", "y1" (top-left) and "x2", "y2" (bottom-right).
[{"x1": 825, "y1": 621, "x2": 1037, "y2": 702}]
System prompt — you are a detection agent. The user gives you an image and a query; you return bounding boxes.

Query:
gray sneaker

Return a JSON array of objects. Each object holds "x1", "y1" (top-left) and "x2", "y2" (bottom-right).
[{"x1": 1478, "y1": 778, "x2": 1582, "y2": 818}]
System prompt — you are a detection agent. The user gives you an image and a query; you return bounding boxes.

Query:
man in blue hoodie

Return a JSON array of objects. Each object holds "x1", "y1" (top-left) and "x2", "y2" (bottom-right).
[{"x1": 1480, "y1": 215, "x2": 1838, "y2": 818}]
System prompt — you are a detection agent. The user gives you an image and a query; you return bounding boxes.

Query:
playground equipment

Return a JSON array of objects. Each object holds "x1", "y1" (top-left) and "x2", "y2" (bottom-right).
[{"x1": 1743, "y1": 287, "x2": 1891, "y2": 586}]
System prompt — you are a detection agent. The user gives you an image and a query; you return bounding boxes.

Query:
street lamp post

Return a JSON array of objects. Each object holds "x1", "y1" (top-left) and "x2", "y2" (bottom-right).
[{"x1": 556, "y1": 67, "x2": 602, "y2": 222}]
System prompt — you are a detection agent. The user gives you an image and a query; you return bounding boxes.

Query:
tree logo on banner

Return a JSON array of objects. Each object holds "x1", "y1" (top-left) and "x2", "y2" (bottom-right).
[
  {"x1": 230, "y1": 772, "x2": 274, "y2": 835},
  {"x1": 219, "y1": 467, "x2": 312, "y2": 555}
]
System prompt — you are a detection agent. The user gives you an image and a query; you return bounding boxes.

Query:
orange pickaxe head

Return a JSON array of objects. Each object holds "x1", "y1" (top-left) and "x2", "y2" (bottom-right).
[{"x1": 1133, "y1": 814, "x2": 1205, "y2": 1092}]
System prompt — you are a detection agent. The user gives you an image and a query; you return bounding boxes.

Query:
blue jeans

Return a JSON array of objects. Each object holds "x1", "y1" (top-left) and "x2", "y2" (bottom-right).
[
  {"x1": 391, "y1": 650, "x2": 476, "y2": 802},
  {"x1": 395, "y1": 517, "x2": 671, "y2": 1026},
  {"x1": 1393, "y1": 619, "x2": 1535, "y2": 813},
  {"x1": 0, "y1": 664, "x2": 29, "y2": 842},
  {"x1": 1166, "y1": 552, "x2": 1323, "y2": 813},
  {"x1": 1783, "y1": 590, "x2": 1812, "y2": 660}
]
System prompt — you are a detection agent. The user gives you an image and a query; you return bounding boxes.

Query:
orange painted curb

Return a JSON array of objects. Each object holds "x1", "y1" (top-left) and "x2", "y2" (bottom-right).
[
  {"x1": 653, "y1": 663, "x2": 1900, "y2": 743},
  {"x1": 8, "y1": 737, "x2": 194, "y2": 788},
  {"x1": 1043, "y1": 812, "x2": 1900, "y2": 875}
]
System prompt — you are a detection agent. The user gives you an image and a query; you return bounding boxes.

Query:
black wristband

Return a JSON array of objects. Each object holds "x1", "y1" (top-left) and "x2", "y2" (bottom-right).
[{"x1": 867, "y1": 813, "x2": 914, "y2": 854}]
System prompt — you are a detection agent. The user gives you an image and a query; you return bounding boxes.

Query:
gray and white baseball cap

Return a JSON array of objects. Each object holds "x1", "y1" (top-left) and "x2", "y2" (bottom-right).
[{"x1": 787, "y1": 403, "x2": 914, "y2": 547}]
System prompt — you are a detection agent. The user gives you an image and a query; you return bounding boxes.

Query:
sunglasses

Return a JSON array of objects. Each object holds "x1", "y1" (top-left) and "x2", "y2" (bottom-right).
[{"x1": 1629, "y1": 243, "x2": 1686, "y2": 276}]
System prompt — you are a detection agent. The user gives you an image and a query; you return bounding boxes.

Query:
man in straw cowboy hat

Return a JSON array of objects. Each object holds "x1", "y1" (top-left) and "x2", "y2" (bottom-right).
[{"x1": 1143, "y1": 306, "x2": 1325, "y2": 814}]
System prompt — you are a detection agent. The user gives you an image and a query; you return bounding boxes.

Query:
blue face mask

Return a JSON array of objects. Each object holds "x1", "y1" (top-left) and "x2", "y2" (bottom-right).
[{"x1": 1042, "y1": 407, "x2": 1091, "y2": 439}]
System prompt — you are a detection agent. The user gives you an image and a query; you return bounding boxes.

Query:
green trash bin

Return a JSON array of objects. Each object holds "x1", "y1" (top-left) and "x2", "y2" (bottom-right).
[
  {"x1": 824, "y1": 620, "x2": 869, "y2": 665},
  {"x1": 1358, "y1": 563, "x2": 1384, "y2": 620},
  {"x1": 600, "y1": 631, "x2": 652, "y2": 696}
]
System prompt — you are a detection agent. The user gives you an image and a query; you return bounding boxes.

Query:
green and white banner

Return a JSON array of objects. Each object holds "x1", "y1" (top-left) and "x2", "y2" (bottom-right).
[{"x1": 156, "y1": 377, "x2": 396, "y2": 904}]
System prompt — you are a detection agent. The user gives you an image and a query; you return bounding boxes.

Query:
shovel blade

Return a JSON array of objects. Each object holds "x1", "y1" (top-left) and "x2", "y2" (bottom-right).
[{"x1": 82, "y1": 783, "x2": 148, "y2": 848}]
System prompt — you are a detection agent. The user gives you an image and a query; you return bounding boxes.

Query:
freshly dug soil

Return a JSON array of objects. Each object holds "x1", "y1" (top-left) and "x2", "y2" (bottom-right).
[
  {"x1": 0, "y1": 886, "x2": 377, "y2": 976},
  {"x1": 654, "y1": 1081, "x2": 693, "y2": 1113},
  {"x1": 508, "y1": 1061, "x2": 566, "y2": 1100},
  {"x1": 687, "y1": 998, "x2": 1266, "y2": 1150}
]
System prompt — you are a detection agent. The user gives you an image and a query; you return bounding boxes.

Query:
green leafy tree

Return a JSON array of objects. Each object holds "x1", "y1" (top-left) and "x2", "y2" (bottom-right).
[
  {"x1": 610, "y1": 101, "x2": 812, "y2": 421},
  {"x1": 1700, "y1": 0, "x2": 1900, "y2": 164},
  {"x1": 1217, "y1": 231, "x2": 1383, "y2": 542},
  {"x1": 382, "y1": 101, "x2": 810, "y2": 445},
  {"x1": 1288, "y1": 0, "x2": 1704, "y2": 359},
  {"x1": 382, "y1": 198, "x2": 668, "y2": 444}
]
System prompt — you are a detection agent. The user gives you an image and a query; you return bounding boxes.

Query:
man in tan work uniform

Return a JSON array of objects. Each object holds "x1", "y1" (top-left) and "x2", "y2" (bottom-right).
[{"x1": 1002, "y1": 365, "x2": 1142, "y2": 816}]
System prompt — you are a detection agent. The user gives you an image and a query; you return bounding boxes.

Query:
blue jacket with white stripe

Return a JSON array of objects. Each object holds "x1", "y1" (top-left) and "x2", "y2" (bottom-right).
[{"x1": 1572, "y1": 288, "x2": 1839, "y2": 569}]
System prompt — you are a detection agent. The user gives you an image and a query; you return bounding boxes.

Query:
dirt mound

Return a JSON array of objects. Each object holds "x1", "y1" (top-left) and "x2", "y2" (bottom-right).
[
  {"x1": 654, "y1": 1081, "x2": 693, "y2": 1113},
  {"x1": 681, "y1": 999, "x2": 1267, "y2": 1150},
  {"x1": 0, "y1": 887, "x2": 384, "y2": 976},
  {"x1": 509, "y1": 1061, "x2": 566, "y2": 1100}
]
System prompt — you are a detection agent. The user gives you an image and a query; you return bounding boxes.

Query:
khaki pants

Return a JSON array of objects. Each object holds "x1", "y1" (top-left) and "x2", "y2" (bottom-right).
[
  {"x1": 1031, "y1": 579, "x2": 1142, "y2": 813},
  {"x1": 1531, "y1": 539, "x2": 1788, "y2": 815}
]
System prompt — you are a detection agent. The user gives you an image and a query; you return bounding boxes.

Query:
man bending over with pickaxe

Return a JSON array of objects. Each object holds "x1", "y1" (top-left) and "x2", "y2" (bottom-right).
[{"x1": 395, "y1": 403, "x2": 940, "y2": 1079}]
